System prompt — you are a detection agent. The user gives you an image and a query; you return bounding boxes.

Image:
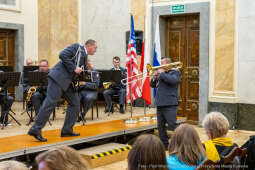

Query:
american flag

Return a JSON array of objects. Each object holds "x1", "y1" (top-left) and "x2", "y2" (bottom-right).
[{"x1": 126, "y1": 14, "x2": 141, "y2": 103}]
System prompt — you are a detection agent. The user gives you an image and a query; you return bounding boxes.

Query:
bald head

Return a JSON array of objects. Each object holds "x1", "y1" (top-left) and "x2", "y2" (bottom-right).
[{"x1": 26, "y1": 58, "x2": 34, "y2": 66}]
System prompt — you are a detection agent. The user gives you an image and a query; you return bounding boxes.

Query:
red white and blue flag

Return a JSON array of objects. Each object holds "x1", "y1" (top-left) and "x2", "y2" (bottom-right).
[
  {"x1": 126, "y1": 14, "x2": 141, "y2": 103},
  {"x1": 140, "y1": 17, "x2": 151, "y2": 106}
]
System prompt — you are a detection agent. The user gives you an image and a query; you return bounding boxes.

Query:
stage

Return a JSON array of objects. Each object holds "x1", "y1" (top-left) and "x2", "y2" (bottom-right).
[{"x1": 0, "y1": 111, "x2": 186, "y2": 160}]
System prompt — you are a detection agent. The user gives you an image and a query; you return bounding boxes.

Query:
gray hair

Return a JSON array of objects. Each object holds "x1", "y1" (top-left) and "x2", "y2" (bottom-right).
[
  {"x1": 85, "y1": 39, "x2": 96, "y2": 46},
  {"x1": 202, "y1": 112, "x2": 230, "y2": 138}
]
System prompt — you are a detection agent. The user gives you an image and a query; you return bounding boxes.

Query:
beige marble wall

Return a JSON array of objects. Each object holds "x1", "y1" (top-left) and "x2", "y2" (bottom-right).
[
  {"x1": 131, "y1": 0, "x2": 146, "y2": 31},
  {"x1": 38, "y1": 0, "x2": 78, "y2": 67},
  {"x1": 131, "y1": 0, "x2": 146, "y2": 67},
  {"x1": 214, "y1": 0, "x2": 235, "y2": 92}
]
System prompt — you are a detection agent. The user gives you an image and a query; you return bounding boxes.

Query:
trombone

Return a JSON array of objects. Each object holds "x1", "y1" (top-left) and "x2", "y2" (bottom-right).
[{"x1": 121, "y1": 61, "x2": 183, "y2": 86}]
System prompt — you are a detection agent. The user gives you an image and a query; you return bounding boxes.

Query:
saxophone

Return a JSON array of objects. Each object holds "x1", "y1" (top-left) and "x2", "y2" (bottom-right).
[
  {"x1": 25, "y1": 86, "x2": 37, "y2": 104},
  {"x1": 103, "y1": 82, "x2": 112, "y2": 89}
]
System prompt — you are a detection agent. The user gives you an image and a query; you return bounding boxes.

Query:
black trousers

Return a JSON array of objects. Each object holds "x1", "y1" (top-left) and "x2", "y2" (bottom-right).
[
  {"x1": 103, "y1": 88, "x2": 126, "y2": 109},
  {"x1": 30, "y1": 78, "x2": 80, "y2": 134},
  {"x1": 31, "y1": 91, "x2": 46, "y2": 116},
  {"x1": 80, "y1": 90, "x2": 97, "y2": 117},
  {"x1": 157, "y1": 105, "x2": 178, "y2": 147},
  {"x1": 0, "y1": 94, "x2": 14, "y2": 124}
]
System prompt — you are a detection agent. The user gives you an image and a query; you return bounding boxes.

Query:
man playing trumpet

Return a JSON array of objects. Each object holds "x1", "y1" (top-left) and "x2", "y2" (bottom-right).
[{"x1": 150, "y1": 57, "x2": 181, "y2": 149}]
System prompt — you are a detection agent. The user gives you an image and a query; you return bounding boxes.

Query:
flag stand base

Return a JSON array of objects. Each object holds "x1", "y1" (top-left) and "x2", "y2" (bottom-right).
[
  {"x1": 124, "y1": 118, "x2": 138, "y2": 124},
  {"x1": 138, "y1": 116, "x2": 151, "y2": 122},
  {"x1": 151, "y1": 116, "x2": 157, "y2": 120}
]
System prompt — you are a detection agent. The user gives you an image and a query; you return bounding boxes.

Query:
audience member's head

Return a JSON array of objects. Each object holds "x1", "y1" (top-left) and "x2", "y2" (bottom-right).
[
  {"x1": 127, "y1": 134, "x2": 168, "y2": 170},
  {"x1": 202, "y1": 112, "x2": 230, "y2": 139},
  {"x1": 36, "y1": 146, "x2": 89, "y2": 170},
  {"x1": 0, "y1": 160, "x2": 28, "y2": 170},
  {"x1": 39, "y1": 59, "x2": 49, "y2": 72},
  {"x1": 26, "y1": 58, "x2": 35, "y2": 66},
  {"x1": 168, "y1": 124, "x2": 206, "y2": 166},
  {"x1": 112, "y1": 56, "x2": 120, "y2": 69}
]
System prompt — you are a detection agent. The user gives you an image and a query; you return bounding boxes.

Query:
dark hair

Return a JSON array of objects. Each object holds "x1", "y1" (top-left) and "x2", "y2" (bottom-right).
[
  {"x1": 85, "y1": 39, "x2": 96, "y2": 46},
  {"x1": 169, "y1": 124, "x2": 206, "y2": 166},
  {"x1": 161, "y1": 57, "x2": 172, "y2": 63},
  {"x1": 113, "y1": 56, "x2": 120, "y2": 61},
  {"x1": 39, "y1": 59, "x2": 48, "y2": 64},
  {"x1": 127, "y1": 134, "x2": 168, "y2": 170}
]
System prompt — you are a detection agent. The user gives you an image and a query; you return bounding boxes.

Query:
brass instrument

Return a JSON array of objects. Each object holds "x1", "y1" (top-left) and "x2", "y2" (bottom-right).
[
  {"x1": 146, "y1": 61, "x2": 183, "y2": 75},
  {"x1": 121, "y1": 61, "x2": 183, "y2": 85},
  {"x1": 103, "y1": 82, "x2": 112, "y2": 89},
  {"x1": 25, "y1": 86, "x2": 37, "y2": 104}
]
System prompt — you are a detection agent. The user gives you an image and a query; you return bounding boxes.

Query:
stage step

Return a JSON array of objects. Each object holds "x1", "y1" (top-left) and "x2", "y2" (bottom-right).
[{"x1": 79, "y1": 143, "x2": 131, "y2": 168}]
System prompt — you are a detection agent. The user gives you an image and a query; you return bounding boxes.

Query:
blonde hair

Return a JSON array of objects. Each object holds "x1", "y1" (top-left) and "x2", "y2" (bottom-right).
[
  {"x1": 0, "y1": 160, "x2": 28, "y2": 170},
  {"x1": 36, "y1": 146, "x2": 89, "y2": 170},
  {"x1": 169, "y1": 124, "x2": 206, "y2": 166},
  {"x1": 202, "y1": 112, "x2": 230, "y2": 138}
]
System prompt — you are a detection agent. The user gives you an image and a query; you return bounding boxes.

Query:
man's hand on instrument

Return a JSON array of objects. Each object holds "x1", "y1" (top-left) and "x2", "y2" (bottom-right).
[
  {"x1": 74, "y1": 67, "x2": 83, "y2": 74},
  {"x1": 157, "y1": 68, "x2": 165, "y2": 74},
  {"x1": 79, "y1": 81, "x2": 86, "y2": 86}
]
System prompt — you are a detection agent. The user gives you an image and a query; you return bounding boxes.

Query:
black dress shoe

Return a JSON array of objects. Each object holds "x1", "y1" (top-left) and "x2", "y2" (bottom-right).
[
  {"x1": 61, "y1": 132, "x2": 80, "y2": 137},
  {"x1": 28, "y1": 129, "x2": 47, "y2": 142}
]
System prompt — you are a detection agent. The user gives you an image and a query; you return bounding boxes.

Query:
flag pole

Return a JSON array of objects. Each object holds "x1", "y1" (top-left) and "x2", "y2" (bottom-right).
[
  {"x1": 143, "y1": 15, "x2": 146, "y2": 117},
  {"x1": 129, "y1": 13, "x2": 133, "y2": 118}
]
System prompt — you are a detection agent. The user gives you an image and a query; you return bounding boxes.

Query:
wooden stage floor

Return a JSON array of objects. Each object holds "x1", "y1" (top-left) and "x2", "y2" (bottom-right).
[
  {"x1": 0, "y1": 113, "x2": 187, "y2": 160},
  {"x1": 0, "y1": 112, "x2": 186, "y2": 160}
]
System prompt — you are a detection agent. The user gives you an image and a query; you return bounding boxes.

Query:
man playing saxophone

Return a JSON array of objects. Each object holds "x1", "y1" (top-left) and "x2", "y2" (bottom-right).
[
  {"x1": 103, "y1": 56, "x2": 126, "y2": 114},
  {"x1": 78, "y1": 59, "x2": 100, "y2": 122},
  {"x1": 31, "y1": 59, "x2": 49, "y2": 116}
]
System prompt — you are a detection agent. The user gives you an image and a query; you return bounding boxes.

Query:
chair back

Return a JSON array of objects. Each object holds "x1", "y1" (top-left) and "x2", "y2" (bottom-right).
[
  {"x1": 220, "y1": 147, "x2": 247, "y2": 170},
  {"x1": 196, "y1": 147, "x2": 248, "y2": 170}
]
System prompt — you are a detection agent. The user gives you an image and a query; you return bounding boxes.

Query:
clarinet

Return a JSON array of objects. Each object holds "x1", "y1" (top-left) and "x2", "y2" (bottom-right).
[{"x1": 72, "y1": 46, "x2": 82, "y2": 92}]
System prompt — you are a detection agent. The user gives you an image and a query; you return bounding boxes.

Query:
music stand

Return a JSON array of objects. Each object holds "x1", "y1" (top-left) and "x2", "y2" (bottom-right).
[
  {"x1": 0, "y1": 66, "x2": 13, "y2": 72},
  {"x1": 0, "y1": 72, "x2": 21, "y2": 129},
  {"x1": 97, "y1": 70, "x2": 121, "y2": 86},
  {"x1": 22, "y1": 71, "x2": 48, "y2": 125},
  {"x1": 23, "y1": 66, "x2": 39, "y2": 72}
]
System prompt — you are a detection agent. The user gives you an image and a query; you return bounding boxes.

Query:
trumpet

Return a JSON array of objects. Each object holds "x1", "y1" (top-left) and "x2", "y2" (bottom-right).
[
  {"x1": 103, "y1": 82, "x2": 112, "y2": 89},
  {"x1": 146, "y1": 61, "x2": 183, "y2": 75},
  {"x1": 121, "y1": 61, "x2": 182, "y2": 85}
]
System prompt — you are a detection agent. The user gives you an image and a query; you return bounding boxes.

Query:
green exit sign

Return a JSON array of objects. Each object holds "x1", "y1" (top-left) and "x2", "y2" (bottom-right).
[{"x1": 172, "y1": 5, "x2": 185, "y2": 14}]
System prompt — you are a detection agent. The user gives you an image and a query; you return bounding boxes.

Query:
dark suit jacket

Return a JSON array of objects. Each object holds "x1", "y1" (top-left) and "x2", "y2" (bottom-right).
[
  {"x1": 79, "y1": 70, "x2": 100, "y2": 91},
  {"x1": 150, "y1": 69, "x2": 181, "y2": 107},
  {"x1": 111, "y1": 66, "x2": 127, "y2": 89},
  {"x1": 49, "y1": 43, "x2": 88, "y2": 91}
]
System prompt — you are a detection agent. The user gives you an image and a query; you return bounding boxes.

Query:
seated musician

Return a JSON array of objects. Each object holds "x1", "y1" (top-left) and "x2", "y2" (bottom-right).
[
  {"x1": 24, "y1": 59, "x2": 49, "y2": 115},
  {"x1": 103, "y1": 56, "x2": 126, "y2": 114},
  {"x1": 0, "y1": 70, "x2": 14, "y2": 126},
  {"x1": 78, "y1": 59, "x2": 100, "y2": 122},
  {"x1": 26, "y1": 58, "x2": 35, "y2": 66}
]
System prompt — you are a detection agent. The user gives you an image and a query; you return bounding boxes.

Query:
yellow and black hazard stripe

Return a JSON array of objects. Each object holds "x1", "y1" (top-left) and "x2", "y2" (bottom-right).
[{"x1": 91, "y1": 145, "x2": 132, "y2": 159}]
